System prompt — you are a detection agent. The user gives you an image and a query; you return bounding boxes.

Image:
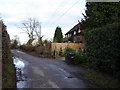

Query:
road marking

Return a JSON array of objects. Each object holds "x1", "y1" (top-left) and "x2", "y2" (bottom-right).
[
  {"x1": 32, "y1": 66, "x2": 45, "y2": 77},
  {"x1": 43, "y1": 67, "x2": 48, "y2": 70},
  {"x1": 48, "y1": 80, "x2": 59, "y2": 88},
  {"x1": 58, "y1": 68, "x2": 71, "y2": 76}
]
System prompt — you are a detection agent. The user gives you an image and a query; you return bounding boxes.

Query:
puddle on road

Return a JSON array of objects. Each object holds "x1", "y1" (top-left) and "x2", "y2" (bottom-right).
[
  {"x1": 14, "y1": 57, "x2": 25, "y2": 69},
  {"x1": 16, "y1": 50, "x2": 26, "y2": 54},
  {"x1": 13, "y1": 57, "x2": 27, "y2": 88},
  {"x1": 17, "y1": 81, "x2": 26, "y2": 88}
]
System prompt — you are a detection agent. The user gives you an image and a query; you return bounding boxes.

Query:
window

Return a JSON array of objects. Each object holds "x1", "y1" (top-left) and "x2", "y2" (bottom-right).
[
  {"x1": 74, "y1": 31, "x2": 76, "y2": 35},
  {"x1": 78, "y1": 29, "x2": 81, "y2": 33}
]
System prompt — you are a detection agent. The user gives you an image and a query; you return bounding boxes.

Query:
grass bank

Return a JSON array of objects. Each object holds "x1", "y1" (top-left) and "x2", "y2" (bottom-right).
[
  {"x1": 2, "y1": 22, "x2": 16, "y2": 88},
  {"x1": 79, "y1": 69, "x2": 120, "y2": 88},
  {"x1": 2, "y1": 62, "x2": 16, "y2": 88}
]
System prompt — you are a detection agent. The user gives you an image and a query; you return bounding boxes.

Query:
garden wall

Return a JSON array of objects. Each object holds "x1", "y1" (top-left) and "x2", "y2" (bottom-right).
[{"x1": 51, "y1": 43, "x2": 81, "y2": 57}]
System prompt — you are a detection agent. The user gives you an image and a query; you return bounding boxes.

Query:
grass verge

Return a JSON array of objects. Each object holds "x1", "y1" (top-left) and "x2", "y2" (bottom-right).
[
  {"x1": 2, "y1": 62, "x2": 16, "y2": 88},
  {"x1": 79, "y1": 69, "x2": 120, "y2": 88}
]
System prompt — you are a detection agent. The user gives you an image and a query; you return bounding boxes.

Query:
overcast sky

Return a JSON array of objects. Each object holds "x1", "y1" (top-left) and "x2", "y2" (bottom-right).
[{"x1": 0, "y1": 0, "x2": 86, "y2": 44}]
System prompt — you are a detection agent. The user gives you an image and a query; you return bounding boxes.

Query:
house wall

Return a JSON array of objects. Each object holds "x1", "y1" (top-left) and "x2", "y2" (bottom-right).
[{"x1": 51, "y1": 43, "x2": 81, "y2": 57}]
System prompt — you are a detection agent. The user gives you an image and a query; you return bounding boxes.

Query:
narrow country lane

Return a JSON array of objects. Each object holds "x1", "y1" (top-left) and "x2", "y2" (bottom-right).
[{"x1": 12, "y1": 50, "x2": 96, "y2": 88}]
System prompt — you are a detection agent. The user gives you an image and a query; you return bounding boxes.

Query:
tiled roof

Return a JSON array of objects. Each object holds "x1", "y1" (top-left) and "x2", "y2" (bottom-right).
[{"x1": 65, "y1": 23, "x2": 80, "y2": 35}]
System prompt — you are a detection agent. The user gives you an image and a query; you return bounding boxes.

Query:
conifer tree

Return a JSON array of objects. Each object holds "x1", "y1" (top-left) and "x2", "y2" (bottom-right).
[
  {"x1": 53, "y1": 27, "x2": 63, "y2": 43},
  {"x1": 81, "y1": 2, "x2": 120, "y2": 29}
]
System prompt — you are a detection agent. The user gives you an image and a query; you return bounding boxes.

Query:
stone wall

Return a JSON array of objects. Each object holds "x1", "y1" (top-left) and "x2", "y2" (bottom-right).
[{"x1": 51, "y1": 43, "x2": 81, "y2": 57}]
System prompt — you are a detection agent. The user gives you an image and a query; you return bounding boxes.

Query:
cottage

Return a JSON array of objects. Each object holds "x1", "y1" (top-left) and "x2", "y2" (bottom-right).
[{"x1": 64, "y1": 23, "x2": 84, "y2": 43}]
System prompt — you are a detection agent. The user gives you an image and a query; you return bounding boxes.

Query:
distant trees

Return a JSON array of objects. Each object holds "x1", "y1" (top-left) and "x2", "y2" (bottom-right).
[
  {"x1": 10, "y1": 35, "x2": 20, "y2": 49},
  {"x1": 11, "y1": 39, "x2": 18, "y2": 49},
  {"x1": 81, "y1": 2, "x2": 120, "y2": 29},
  {"x1": 53, "y1": 26, "x2": 63, "y2": 43},
  {"x1": 37, "y1": 35, "x2": 44, "y2": 46},
  {"x1": 19, "y1": 18, "x2": 41, "y2": 45}
]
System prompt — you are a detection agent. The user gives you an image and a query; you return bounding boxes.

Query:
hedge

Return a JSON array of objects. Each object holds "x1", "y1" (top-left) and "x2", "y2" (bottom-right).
[
  {"x1": 19, "y1": 45, "x2": 36, "y2": 52},
  {"x1": 74, "y1": 50, "x2": 87, "y2": 65},
  {"x1": 64, "y1": 47, "x2": 76, "y2": 59},
  {"x1": 85, "y1": 23, "x2": 120, "y2": 79}
]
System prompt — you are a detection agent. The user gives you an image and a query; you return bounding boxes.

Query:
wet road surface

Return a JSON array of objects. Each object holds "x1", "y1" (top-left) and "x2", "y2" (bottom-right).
[{"x1": 12, "y1": 50, "x2": 96, "y2": 88}]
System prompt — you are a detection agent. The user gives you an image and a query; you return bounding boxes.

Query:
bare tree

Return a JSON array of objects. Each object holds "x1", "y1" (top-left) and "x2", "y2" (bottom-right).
[
  {"x1": 37, "y1": 35, "x2": 44, "y2": 46},
  {"x1": 19, "y1": 18, "x2": 41, "y2": 45}
]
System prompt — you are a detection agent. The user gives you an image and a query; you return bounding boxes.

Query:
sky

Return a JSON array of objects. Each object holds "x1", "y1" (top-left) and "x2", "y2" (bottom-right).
[{"x1": 0, "y1": 0, "x2": 86, "y2": 44}]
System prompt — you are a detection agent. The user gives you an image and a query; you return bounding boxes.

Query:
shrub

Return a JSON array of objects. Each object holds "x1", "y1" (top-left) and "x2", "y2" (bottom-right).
[
  {"x1": 74, "y1": 50, "x2": 87, "y2": 64},
  {"x1": 35, "y1": 45, "x2": 52, "y2": 58},
  {"x1": 85, "y1": 23, "x2": 120, "y2": 79},
  {"x1": 25, "y1": 46, "x2": 36, "y2": 52},
  {"x1": 19, "y1": 45, "x2": 25, "y2": 50},
  {"x1": 19, "y1": 45, "x2": 36, "y2": 52},
  {"x1": 64, "y1": 47, "x2": 76, "y2": 58},
  {"x1": 64, "y1": 47, "x2": 76, "y2": 54},
  {"x1": 35, "y1": 46, "x2": 45, "y2": 54}
]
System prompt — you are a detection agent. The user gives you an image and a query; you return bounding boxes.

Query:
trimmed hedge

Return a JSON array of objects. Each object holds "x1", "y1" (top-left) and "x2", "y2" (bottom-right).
[{"x1": 85, "y1": 23, "x2": 120, "y2": 79}]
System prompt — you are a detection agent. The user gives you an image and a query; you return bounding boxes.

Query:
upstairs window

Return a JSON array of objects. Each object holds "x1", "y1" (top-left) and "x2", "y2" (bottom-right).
[
  {"x1": 74, "y1": 31, "x2": 76, "y2": 35},
  {"x1": 78, "y1": 29, "x2": 81, "y2": 33}
]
